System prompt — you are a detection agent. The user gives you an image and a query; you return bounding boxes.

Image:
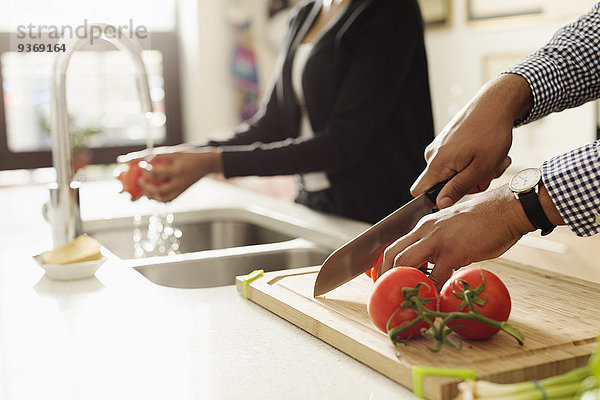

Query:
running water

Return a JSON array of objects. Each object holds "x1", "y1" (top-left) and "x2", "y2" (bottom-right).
[
  {"x1": 130, "y1": 112, "x2": 183, "y2": 258},
  {"x1": 133, "y1": 203, "x2": 182, "y2": 258}
]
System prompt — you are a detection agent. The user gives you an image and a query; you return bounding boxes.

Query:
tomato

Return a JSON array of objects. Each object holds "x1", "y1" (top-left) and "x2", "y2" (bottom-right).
[
  {"x1": 116, "y1": 161, "x2": 144, "y2": 201},
  {"x1": 140, "y1": 158, "x2": 170, "y2": 186},
  {"x1": 116, "y1": 159, "x2": 170, "y2": 201},
  {"x1": 366, "y1": 257, "x2": 428, "y2": 284},
  {"x1": 439, "y1": 267, "x2": 511, "y2": 340},
  {"x1": 368, "y1": 267, "x2": 438, "y2": 339},
  {"x1": 365, "y1": 252, "x2": 385, "y2": 282}
]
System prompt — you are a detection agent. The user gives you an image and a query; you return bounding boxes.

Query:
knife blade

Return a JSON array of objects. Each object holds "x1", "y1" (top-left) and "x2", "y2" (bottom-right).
[{"x1": 313, "y1": 180, "x2": 448, "y2": 297}]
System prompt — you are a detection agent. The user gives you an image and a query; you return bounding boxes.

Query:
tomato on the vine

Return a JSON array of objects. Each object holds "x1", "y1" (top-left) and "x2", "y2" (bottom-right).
[
  {"x1": 368, "y1": 267, "x2": 438, "y2": 339},
  {"x1": 439, "y1": 267, "x2": 511, "y2": 340}
]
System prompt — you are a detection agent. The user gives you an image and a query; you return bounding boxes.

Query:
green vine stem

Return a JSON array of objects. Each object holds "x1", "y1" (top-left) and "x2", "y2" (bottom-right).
[{"x1": 387, "y1": 281, "x2": 524, "y2": 353}]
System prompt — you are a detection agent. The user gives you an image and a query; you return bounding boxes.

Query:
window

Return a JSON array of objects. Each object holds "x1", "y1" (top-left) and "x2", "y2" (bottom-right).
[{"x1": 0, "y1": 0, "x2": 181, "y2": 170}]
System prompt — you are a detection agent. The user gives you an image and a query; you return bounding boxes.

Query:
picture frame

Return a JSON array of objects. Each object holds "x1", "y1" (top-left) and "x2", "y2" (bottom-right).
[
  {"x1": 468, "y1": 0, "x2": 542, "y2": 21},
  {"x1": 418, "y1": 0, "x2": 451, "y2": 27}
]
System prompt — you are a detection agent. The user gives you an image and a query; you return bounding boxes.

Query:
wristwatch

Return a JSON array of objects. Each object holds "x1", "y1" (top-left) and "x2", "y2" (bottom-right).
[{"x1": 508, "y1": 168, "x2": 556, "y2": 236}]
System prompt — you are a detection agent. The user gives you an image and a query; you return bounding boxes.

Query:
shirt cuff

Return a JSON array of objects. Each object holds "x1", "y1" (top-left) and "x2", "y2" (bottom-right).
[
  {"x1": 502, "y1": 55, "x2": 564, "y2": 126},
  {"x1": 541, "y1": 140, "x2": 600, "y2": 236}
]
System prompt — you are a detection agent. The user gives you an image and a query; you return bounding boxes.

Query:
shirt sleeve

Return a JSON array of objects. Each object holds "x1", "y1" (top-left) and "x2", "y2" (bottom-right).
[
  {"x1": 204, "y1": 83, "x2": 291, "y2": 148},
  {"x1": 503, "y1": 3, "x2": 600, "y2": 125},
  {"x1": 542, "y1": 140, "x2": 600, "y2": 236}
]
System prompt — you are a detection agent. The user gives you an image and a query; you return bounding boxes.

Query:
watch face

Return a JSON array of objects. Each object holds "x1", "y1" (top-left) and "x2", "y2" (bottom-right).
[{"x1": 509, "y1": 168, "x2": 541, "y2": 193}]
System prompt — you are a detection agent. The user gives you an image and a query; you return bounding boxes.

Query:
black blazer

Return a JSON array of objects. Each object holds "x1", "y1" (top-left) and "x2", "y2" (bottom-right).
[{"x1": 208, "y1": 0, "x2": 434, "y2": 223}]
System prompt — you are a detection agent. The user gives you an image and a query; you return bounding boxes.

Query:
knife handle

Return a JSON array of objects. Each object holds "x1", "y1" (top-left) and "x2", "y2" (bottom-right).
[{"x1": 423, "y1": 179, "x2": 451, "y2": 207}]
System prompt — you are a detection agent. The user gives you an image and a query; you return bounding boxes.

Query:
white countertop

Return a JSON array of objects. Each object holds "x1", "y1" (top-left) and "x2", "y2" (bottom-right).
[{"x1": 0, "y1": 178, "x2": 420, "y2": 400}]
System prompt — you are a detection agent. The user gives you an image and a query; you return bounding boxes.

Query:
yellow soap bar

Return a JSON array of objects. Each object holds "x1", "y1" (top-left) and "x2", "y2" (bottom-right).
[{"x1": 42, "y1": 234, "x2": 102, "y2": 265}]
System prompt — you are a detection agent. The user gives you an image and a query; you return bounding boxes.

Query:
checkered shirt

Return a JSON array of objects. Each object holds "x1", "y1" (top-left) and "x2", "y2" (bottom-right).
[{"x1": 504, "y1": 3, "x2": 600, "y2": 236}]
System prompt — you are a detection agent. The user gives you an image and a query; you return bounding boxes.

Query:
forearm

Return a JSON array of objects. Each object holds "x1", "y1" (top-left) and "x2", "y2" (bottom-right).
[
  {"x1": 489, "y1": 183, "x2": 563, "y2": 239},
  {"x1": 175, "y1": 147, "x2": 224, "y2": 175},
  {"x1": 473, "y1": 73, "x2": 533, "y2": 127},
  {"x1": 205, "y1": 148, "x2": 223, "y2": 174}
]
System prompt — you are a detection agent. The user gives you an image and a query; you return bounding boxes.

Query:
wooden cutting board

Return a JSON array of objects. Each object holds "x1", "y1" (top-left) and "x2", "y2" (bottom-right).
[{"x1": 235, "y1": 258, "x2": 600, "y2": 399}]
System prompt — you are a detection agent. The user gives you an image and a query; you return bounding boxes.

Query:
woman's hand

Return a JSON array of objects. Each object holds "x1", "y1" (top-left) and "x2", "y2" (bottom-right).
[
  {"x1": 411, "y1": 74, "x2": 533, "y2": 209},
  {"x1": 380, "y1": 184, "x2": 537, "y2": 290},
  {"x1": 117, "y1": 146, "x2": 223, "y2": 202}
]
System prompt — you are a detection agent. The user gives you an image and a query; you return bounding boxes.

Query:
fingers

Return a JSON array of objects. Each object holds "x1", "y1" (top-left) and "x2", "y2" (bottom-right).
[
  {"x1": 410, "y1": 160, "x2": 461, "y2": 201},
  {"x1": 380, "y1": 234, "x2": 456, "y2": 291},
  {"x1": 138, "y1": 157, "x2": 179, "y2": 202},
  {"x1": 380, "y1": 237, "x2": 412, "y2": 277},
  {"x1": 434, "y1": 162, "x2": 486, "y2": 208},
  {"x1": 495, "y1": 156, "x2": 512, "y2": 178},
  {"x1": 377, "y1": 214, "x2": 461, "y2": 291},
  {"x1": 140, "y1": 156, "x2": 178, "y2": 181},
  {"x1": 465, "y1": 156, "x2": 512, "y2": 194},
  {"x1": 412, "y1": 155, "x2": 512, "y2": 206},
  {"x1": 391, "y1": 240, "x2": 432, "y2": 270},
  {"x1": 423, "y1": 141, "x2": 436, "y2": 163},
  {"x1": 116, "y1": 145, "x2": 180, "y2": 164},
  {"x1": 427, "y1": 263, "x2": 456, "y2": 292},
  {"x1": 139, "y1": 178, "x2": 182, "y2": 203},
  {"x1": 379, "y1": 228, "x2": 431, "y2": 277},
  {"x1": 468, "y1": 178, "x2": 492, "y2": 194},
  {"x1": 410, "y1": 168, "x2": 431, "y2": 197},
  {"x1": 117, "y1": 149, "x2": 153, "y2": 164}
]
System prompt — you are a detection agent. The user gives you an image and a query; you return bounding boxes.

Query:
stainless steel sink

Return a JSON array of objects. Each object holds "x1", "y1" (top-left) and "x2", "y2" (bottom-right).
[
  {"x1": 132, "y1": 239, "x2": 330, "y2": 289},
  {"x1": 83, "y1": 207, "x2": 335, "y2": 289},
  {"x1": 84, "y1": 208, "x2": 300, "y2": 259}
]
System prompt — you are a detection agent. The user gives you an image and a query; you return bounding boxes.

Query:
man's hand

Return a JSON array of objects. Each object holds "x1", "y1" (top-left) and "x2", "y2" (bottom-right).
[
  {"x1": 380, "y1": 182, "x2": 565, "y2": 290},
  {"x1": 380, "y1": 185, "x2": 535, "y2": 290},
  {"x1": 411, "y1": 74, "x2": 533, "y2": 209}
]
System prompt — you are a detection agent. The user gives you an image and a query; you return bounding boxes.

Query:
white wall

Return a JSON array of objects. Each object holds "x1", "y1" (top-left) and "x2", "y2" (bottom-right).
[
  {"x1": 178, "y1": 0, "x2": 598, "y2": 167},
  {"x1": 177, "y1": 0, "x2": 280, "y2": 142},
  {"x1": 177, "y1": 0, "x2": 235, "y2": 141}
]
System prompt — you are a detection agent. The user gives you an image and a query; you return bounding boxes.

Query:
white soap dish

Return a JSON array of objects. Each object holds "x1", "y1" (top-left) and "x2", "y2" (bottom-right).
[{"x1": 33, "y1": 253, "x2": 107, "y2": 281}]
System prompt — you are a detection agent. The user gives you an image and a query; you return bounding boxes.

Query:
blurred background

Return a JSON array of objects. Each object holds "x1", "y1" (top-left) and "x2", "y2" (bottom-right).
[{"x1": 0, "y1": 0, "x2": 598, "y2": 195}]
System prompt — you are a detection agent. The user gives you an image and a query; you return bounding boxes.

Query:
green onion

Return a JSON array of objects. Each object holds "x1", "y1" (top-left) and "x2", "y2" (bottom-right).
[
  {"x1": 458, "y1": 366, "x2": 593, "y2": 399},
  {"x1": 456, "y1": 335, "x2": 600, "y2": 400}
]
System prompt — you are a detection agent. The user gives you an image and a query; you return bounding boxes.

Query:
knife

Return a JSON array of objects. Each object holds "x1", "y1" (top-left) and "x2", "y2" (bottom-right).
[{"x1": 313, "y1": 180, "x2": 449, "y2": 297}]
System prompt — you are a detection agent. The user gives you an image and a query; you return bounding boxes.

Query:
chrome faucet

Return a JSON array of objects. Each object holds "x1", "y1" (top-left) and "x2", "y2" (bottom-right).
[{"x1": 48, "y1": 23, "x2": 153, "y2": 247}]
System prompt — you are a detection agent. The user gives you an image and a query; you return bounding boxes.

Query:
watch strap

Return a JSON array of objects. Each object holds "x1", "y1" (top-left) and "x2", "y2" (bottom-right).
[{"x1": 517, "y1": 190, "x2": 556, "y2": 236}]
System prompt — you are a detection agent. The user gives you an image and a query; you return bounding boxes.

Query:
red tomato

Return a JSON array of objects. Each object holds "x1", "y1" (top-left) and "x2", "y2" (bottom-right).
[
  {"x1": 116, "y1": 161, "x2": 144, "y2": 201},
  {"x1": 365, "y1": 252, "x2": 385, "y2": 282},
  {"x1": 368, "y1": 267, "x2": 438, "y2": 339},
  {"x1": 439, "y1": 267, "x2": 511, "y2": 340},
  {"x1": 116, "y1": 158, "x2": 171, "y2": 201},
  {"x1": 141, "y1": 158, "x2": 170, "y2": 186},
  {"x1": 366, "y1": 258, "x2": 428, "y2": 284}
]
